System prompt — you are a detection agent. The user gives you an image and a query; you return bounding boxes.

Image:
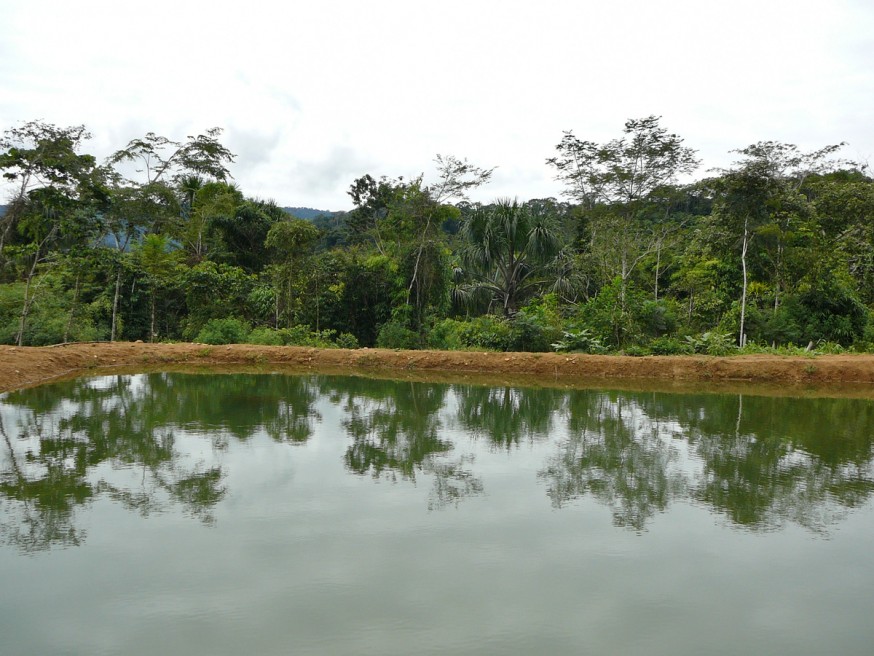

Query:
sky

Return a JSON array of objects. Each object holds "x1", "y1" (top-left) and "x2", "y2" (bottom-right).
[{"x1": 1, "y1": 0, "x2": 872, "y2": 211}]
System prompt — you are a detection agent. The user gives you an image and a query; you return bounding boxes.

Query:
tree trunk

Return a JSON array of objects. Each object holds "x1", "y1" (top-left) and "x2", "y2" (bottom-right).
[
  {"x1": 773, "y1": 238, "x2": 783, "y2": 313},
  {"x1": 16, "y1": 274, "x2": 35, "y2": 347},
  {"x1": 111, "y1": 267, "x2": 123, "y2": 342},
  {"x1": 16, "y1": 247, "x2": 45, "y2": 347},
  {"x1": 63, "y1": 271, "x2": 82, "y2": 343},
  {"x1": 739, "y1": 217, "x2": 749, "y2": 348},
  {"x1": 150, "y1": 289, "x2": 156, "y2": 342}
]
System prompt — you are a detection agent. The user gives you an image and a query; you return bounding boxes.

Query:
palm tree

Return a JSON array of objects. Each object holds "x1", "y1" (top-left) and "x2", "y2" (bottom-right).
[{"x1": 457, "y1": 199, "x2": 563, "y2": 316}]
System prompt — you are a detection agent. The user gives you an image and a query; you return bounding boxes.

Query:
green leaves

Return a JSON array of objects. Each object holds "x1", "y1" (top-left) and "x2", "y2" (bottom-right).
[
  {"x1": 458, "y1": 198, "x2": 563, "y2": 316},
  {"x1": 548, "y1": 116, "x2": 699, "y2": 206},
  {"x1": 109, "y1": 128, "x2": 235, "y2": 186}
]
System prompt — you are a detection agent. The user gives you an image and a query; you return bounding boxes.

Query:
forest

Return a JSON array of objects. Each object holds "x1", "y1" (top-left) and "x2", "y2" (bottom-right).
[{"x1": 1, "y1": 116, "x2": 872, "y2": 356}]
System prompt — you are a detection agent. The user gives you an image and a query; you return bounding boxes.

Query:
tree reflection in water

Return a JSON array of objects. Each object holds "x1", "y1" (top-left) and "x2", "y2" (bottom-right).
[
  {"x1": 2, "y1": 373, "x2": 874, "y2": 553},
  {"x1": 540, "y1": 390, "x2": 874, "y2": 533},
  {"x1": 539, "y1": 390, "x2": 687, "y2": 531},
  {"x1": 453, "y1": 384, "x2": 556, "y2": 449},
  {"x1": 326, "y1": 377, "x2": 483, "y2": 510},
  {"x1": 0, "y1": 373, "x2": 322, "y2": 552}
]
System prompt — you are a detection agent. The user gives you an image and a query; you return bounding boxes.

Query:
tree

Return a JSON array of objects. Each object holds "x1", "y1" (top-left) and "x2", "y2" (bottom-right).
[
  {"x1": 804, "y1": 170, "x2": 874, "y2": 302},
  {"x1": 264, "y1": 218, "x2": 321, "y2": 328},
  {"x1": 181, "y1": 182, "x2": 244, "y2": 263},
  {"x1": 407, "y1": 156, "x2": 493, "y2": 313},
  {"x1": 346, "y1": 156, "x2": 493, "y2": 329},
  {"x1": 547, "y1": 115, "x2": 699, "y2": 207},
  {"x1": 103, "y1": 182, "x2": 179, "y2": 340},
  {"x1": 108, "y1": 128, "x2": 234, "y2": 186},
  {"x1": 1, "y1": 122, "x2": 100, "y2": 254},
  {"x1": 103, "y1": 129, "x2": 235, "y2": 340},
  {"x1": 710, "y1": 141, "x2": 847, "y2": 346},
  {"x1": 133, "y1": 234, "x2": 183, "y2": 341},
  {"x1": 457, "y1": 198, "x2": 563, "y2": 316},
  {"x1": 547, "y1": 116, "x2": 699, "y2": 308},
  {"x1": 208, "y1": 196, "x2": 279, "y2": 272},
  {"x1": 0, "y1": 121, "x2": 106, "y2": 345}
]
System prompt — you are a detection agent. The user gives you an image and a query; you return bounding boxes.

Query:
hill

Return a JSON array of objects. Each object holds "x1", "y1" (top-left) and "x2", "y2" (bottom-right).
[{"x1": 283, "y1": 207, "x2": 338, "y2": 220}]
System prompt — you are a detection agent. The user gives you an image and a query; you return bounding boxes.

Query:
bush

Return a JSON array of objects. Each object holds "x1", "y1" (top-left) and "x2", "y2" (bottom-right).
[
  {"x1": 580, "y1": 278, "x2": 646, "y2": 348},
  {"x1": 280, "y1": 325, "x2": 338, "y2": 348},
  {"x1": 622, "y1": 345, "x2": 650, "y2": 357},
  {"x1": 195, "y1": 318, "x2": 251, "y2": 345},
  {"x1": 457, "y1": 315, "x2": 514, "y2": 351},
  {"x1": 246, "y1": 327, "x2": 285, "y2": 345},
  {"x1": 551, "y1": 327, "x2": 607, "y2": 354},
  {"x1": 685, "y1": 332, "x2": 736, "y2": 356},
  {"x1": 427, "y1": 318, "x2": 466, "y2": 350},
  {"x1": 246, "y1": 325, "x2": 359, "y2": 348},
  {"x1": 376, "y1": 321, "x2": 421, "y2": 350},
  {"x1": 648, "y1": 336, "x2": 694, "y2": 355},
  {"x1": 639, "y1": 299, "x2": 678, "y2": 337},
  {"x1": 813, "y1": 341, "x2": 846, "y2": 355},
  {"x1": 738, "y1": 342, "x2": 811, "y2": 356},
  {"x1": 335, "y1": 332, "x2": 359, "y2": 349},
  {"x1": 788, "y1": 277, "x2": 867, "y2": 347},
  {"x1": 509, "y1": 311, "x2": 560, "y2": 352}
]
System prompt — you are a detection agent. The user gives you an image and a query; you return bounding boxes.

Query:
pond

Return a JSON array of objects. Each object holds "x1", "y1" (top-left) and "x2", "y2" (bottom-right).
[{"x1": 1, "y1": 372, "x2": 873, "y2": 655}]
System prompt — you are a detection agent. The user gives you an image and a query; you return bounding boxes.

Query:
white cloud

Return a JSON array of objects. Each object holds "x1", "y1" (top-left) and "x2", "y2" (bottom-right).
[{"x1": 2, "y1": 0, "x2": 872, "y2": 209}]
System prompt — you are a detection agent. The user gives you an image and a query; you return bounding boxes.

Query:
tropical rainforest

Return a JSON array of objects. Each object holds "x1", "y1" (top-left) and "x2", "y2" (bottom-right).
[{"x1": 1, "y1": 117, "x2": 872, "y2": 356}]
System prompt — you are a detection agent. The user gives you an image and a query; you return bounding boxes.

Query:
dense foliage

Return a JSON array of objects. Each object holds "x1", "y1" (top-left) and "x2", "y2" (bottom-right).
[{"x1": 2, "y1": 117, "x2": 872, "y2": 354}]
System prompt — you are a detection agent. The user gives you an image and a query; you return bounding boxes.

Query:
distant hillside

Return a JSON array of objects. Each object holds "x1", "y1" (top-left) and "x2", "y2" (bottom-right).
[
  {"x1": 283, "y1": 207, "x2": 338, "y2": 220},
  {"x1": 0, "y1": 204, "x2": 340, "y2": 222}
]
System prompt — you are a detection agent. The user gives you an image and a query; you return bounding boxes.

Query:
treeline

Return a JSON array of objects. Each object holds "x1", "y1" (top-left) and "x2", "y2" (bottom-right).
[{"x1": 1, "y1": 117, "x2": 872, "y2": 354}]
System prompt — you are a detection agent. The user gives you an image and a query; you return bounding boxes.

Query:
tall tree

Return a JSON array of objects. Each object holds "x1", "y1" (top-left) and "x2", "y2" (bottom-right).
[
  {"x1": 0, "y1": 121, "x2": 106, "y2": 345},
  {"x1": 710, "y1": 141, "x2": 846, "y2": 346},
  {"x1": 547, "y1": 116, "x2": 699, "y2": 306},
  {"x1": 457, "y1": 198, "x2": 563, "y2": 316},
  {"x1": 104, "y1": 128, "x2": 235, "y2": 340},
  {"x1": 264, "y1": 218, "x2": 321, "y2": 328},
  {"x1": 133, "y1": 233, "x2": 183, "y2": 341},
  {"x1": 346, "y1": 156, "x2": 493, "y2": 328},
  {"x1": 108, "y1": 128, "x2": 234, "y2": 186}
]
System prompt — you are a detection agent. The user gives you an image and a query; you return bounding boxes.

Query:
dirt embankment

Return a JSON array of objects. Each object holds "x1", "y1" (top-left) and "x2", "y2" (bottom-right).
[{"x1": 3, "y1": 342, "x2": 874, "y2": 396}]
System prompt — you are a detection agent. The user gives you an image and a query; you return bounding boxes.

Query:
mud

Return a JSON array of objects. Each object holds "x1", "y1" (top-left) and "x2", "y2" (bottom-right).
[{"x1": 3, "y1": 342, "x2": 874, "y2": 397}]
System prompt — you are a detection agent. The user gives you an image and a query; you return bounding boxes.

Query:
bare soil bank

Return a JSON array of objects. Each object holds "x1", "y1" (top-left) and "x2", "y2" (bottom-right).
[{"x1": 3, "y1": 342, "x2": 874, "y2": 397}]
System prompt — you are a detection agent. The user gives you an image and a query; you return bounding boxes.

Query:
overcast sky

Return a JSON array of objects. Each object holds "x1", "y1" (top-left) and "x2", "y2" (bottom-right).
[{"x1": 1, "y1": 0, "x2": 872, "y2": 210}]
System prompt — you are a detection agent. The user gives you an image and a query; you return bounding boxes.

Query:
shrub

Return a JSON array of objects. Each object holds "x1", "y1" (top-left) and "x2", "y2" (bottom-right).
[
  {"x1": 509, "y1": 311, "x2": 559, "y2": 352},
  {"x1": 376, "y1": 321, "x2": 421, "y2": 350},
  {"x1": 639, "y1": 299, "x2": 678, "y2": 337},
  {"x1": 579, "y1": 278, "x2": 646, "y2": 348},
  {"x1": 246, "y1": 327, "x2": 285, "y2": 346},
  {"x1": 685, "y1": 332, "x2": 736, "y2": 356},
  {"x1": 427, "y1": 318, "x2": 466, "y2": 350},
  {"x1": 280, "y1": 325, "x2": 338, "y2": 348},
  {"x1": 649, "y1": 336, "x2": 694, "y2": 355},
  {"x1": 335, "y1": 332, "x2": 359, "y2": 349},
  {"x1": 195, "y1": 318, "x2": 251, "y2": 345},
  {"x1": 814, "y1": 341, "x2": 846, "y2": 355},
  {"x1": 738, "y1": 342, "x2": 812, "y2": 356},
  {"x1": 457, "y1": 315, "x2": 514, "y2": 351},
  {"x1": 788, "y1": 277, "x2": 867, "y2": 347},
  {"x1": 551, "y1": 327, "x2": 607, "y2": 354}
]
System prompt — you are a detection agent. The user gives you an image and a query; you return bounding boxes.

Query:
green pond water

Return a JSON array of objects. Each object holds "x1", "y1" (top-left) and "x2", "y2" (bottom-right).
[{"x1": 1, "y1": 372, "x2": 874, "y2": 655}]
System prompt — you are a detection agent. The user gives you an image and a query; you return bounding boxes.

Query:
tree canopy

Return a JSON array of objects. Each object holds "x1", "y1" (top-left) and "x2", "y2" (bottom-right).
[{"x1": 0, "y1": 117, "x2": 871, "y2": 354}]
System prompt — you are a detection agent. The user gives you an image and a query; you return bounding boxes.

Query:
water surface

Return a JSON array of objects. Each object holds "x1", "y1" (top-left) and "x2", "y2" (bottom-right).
[{"x1": 1, "y1": 373, "x2": 873, "y2": 655}]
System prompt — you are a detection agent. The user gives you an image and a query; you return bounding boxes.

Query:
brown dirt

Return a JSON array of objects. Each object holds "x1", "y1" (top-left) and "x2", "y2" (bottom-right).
[{"x1": 3, "y1": 342, "x2": 874, "y2": 397}]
